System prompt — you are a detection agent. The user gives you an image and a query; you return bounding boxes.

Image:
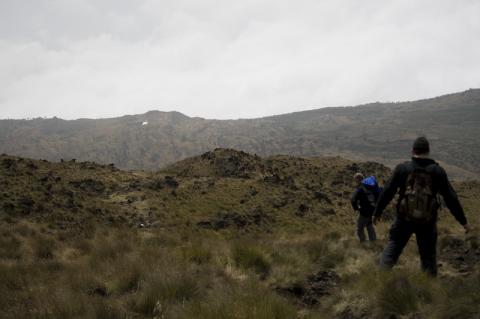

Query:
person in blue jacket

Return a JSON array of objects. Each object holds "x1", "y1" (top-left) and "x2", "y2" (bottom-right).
[{"x1": 351, "y1": 174, "x2": 382, "y2": 242}]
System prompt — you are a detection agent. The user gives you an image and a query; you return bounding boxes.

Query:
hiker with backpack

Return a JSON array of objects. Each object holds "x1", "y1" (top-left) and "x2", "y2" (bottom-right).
[
  {"x1": 373, "y1": 137, "x2": 471, "y2": 276},
  {"x1": 351, "y1": 173, "x2": 382, "y2": 242}
]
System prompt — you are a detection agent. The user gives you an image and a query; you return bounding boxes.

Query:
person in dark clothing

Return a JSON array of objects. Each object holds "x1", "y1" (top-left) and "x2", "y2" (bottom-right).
[
  {"x1": 351, "y1": 175, "x2": 381, "y2": 242},
  {"x1": 373, "y1": 136, "x2": 471, "y2": 276},
  {"x1": 354, "y1": 172, "x2": 364, "y2": 185}
]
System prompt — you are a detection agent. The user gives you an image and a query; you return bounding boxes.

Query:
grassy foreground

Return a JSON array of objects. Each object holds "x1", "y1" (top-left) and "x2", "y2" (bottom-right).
[{"x1": 0, "y1": 149, "x2": 479, "y2": 318}]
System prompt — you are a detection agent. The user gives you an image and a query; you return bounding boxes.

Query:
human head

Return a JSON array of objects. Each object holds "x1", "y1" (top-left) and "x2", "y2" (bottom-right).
[
  {"x1": 354, "y1": 172, "x2": 364, "y2": 184},
  {"x1": 412, "y1": 136, "x2": 430, "y2": 156}
]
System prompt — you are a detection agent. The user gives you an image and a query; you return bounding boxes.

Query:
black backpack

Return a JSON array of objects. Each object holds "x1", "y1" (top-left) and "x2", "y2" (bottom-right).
[
  {"x1": 399, "y1": 165, "x2": 439, "y2": 223},
  {"x1": 361, "y1": 184, "x2": 379, "y2": 210}
]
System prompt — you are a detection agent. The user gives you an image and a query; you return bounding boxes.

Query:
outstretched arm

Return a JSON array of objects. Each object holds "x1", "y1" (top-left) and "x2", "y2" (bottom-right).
[
  {"x1": 374, "y1": 164, "x2": 403, "y2": 220},
  {"x1": 437, "y1": 168, "x2": 468, "y2": 227}
]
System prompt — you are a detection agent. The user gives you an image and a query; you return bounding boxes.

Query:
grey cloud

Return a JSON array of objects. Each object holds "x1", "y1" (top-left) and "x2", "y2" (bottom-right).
[{"x1": 0, "y1": 0, "x2": 479, "y2": 120}]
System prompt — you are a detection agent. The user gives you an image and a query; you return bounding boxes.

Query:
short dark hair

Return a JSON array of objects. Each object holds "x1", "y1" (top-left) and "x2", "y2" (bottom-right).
[{"x1": 412, "y1": 136, "x2": 430, "y2": 155}]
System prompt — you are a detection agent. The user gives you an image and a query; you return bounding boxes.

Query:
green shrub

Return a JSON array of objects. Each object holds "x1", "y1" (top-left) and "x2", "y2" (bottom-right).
[
  {"x1": 72, "y1": 238, "x2": 92, "y2": 255},
  {"x1": 377, "y1": 274, "x2": 419, "y2": 316},
  {"x1": 324, "y1": 231, "x2": 342, "y2": 241},
  {"x1": 133, "y1": 270, "x2": 199, "y2": 316},
  {"x1": 64, "y1": 264, "x2": 107, "y2": 296},
  {"x1": 304, "y1": 238, "x2": 345, "y2": 269},
  {"x1": 14, "y1": 223, "x2": 36, "y2": 237},
  {"x1": 377, "y1": 273, "x2": 438, "y2": 315},
  {"x1": 179, "y1": 279, "x2": 297, "y2": 319},
  {"x1": 351, "y1": 269, "x2": 442, "y2": 318},
  {"x1": 304, "y1": 238, "x2": 329, "y2": 263},
  {"x1": 91, "y1": 300, "x2": 127, "y2": 319},
  {"x1": 89, "y1": 233, "x2": 135, "y2": 266},
  {"x1": 32, "y1": 289, "x2": 88, "y2": 319},
  {"x1": 0, "y1": 233, "x2": 23, "y2": 259},
  {"x1": 231, "y1": 243, "x2": 271, "y2": 277},
  {"x1": 32, "y1": 236, "x2": 56, "y2": 260},
  {"x1": 107, "y1": 258, "x2": 144, "y2": 295},
  {"x1": 0, "y1": 264, "x2": 29, "y2": 310},
  {"x1": 182, "y1": 243, "x2": 213, "y2": 265},
  {"x1": 439, "y1": 272, "x2": 480, "y2": 319}
]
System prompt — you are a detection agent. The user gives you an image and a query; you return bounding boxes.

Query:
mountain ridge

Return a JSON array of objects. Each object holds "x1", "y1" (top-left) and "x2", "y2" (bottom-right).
[
  {"x1": 1, "y1": 88, "x2": 479, "y2": 179},
  {"x1": 5, "y1": 88, "x2": 478, "y2": 122}
]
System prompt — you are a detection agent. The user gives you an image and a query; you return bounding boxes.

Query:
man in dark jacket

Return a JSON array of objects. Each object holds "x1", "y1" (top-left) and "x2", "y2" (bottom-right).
[
  {"x1": 351, "y1": 175, "x2": 381, "y2": 242},
  {"x1": 373, "y1": 137, "x2": 471, "y2": 276}
]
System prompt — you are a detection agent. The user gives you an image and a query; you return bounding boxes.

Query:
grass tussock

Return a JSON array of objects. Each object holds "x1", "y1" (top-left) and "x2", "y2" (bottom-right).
[
  {"x1": 107, "y1": 257, "x2": 144, "y2": 295},
  {"x1": 0, "y1": 232, "x2": 23, "y2": 260},
  {"x1": 231, "y1": 242, "x2": 271, "y2": 277},
  {"x1": 1, "y1": 219, "x2": 479, "y2": 319},
  {"x1": 437, "y1": 271, "x2": 480, "y2": 319},
  {"x1": 132, "y1": 269, "x2": 200, "y2": 316},
  {"x1": 304, "y1": 237, "x2": 346, "y2": 269},
  {"x1": 178, "y1": 279, "x2": 297, "y2": 319},
  {"x1": 339, "y1": 267, "x2": 446, "y2": 318},
  {"x1": 181, "y1": 242, "x2": 213, "y2": 265},
  {"x1": 32, "y1": 236, "x2": 57, "y2": 260}
]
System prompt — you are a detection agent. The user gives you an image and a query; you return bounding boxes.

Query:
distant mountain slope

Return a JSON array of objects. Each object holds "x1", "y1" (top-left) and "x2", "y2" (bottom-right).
[{"x1": 0, "y1": 89, "x2": 479, "y2": 179}]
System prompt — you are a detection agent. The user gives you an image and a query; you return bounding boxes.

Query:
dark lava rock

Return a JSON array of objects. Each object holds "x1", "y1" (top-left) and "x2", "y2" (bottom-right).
[
  {"x1": 271, "y1": 197, "x2": 289, "y2": 208},
  {"x1": 319, "y1": 207, "x2": 336, "y2": 215},
  {"x1": 197, "y1": 208, "x2": 272, "y2": 230},
  {"x1": 314, "y1": 191, "x2": 332, "y2": 204},
  {"x1": 164, "y1": 176, "x2": 179, "y2": 188},
  {"x1": 79, "y1": 161, "x2": 98, "y2": 170},
  {"x1": 345, "y1": 163, "x2": 360, "y2": 172},
  {"x1": 1, "y1": 158, "x2": 17, "y2": 169},
  {"x1": 88, "y1": 286, "x2": 108, "y2": 297},
  {"x1": 299, "y1": 203, "x2": 309, "y2": 212},
  {"x1": 337, "y1": 307, "x2": 369, "y2": 319},
  {"x1": 440, "y1": 234, "x2": 480, "y2": 273},
  {"x1": 277, "y1": 270, "x2": 340, "y2": 306},
  {"x1": 126, "y1": 196, "x2": 138, "y2": 204},
  {"x1": 128, "y1": 180, "x2": 142, "y2": 191},
  {"x1": 296, "y1": 203, "x2": 310, "y2": 216},
  {"x1": 18, "y1": 195, "x2": 35, "y2": 208},
  {"x1": 147, "y1": 176, "x2": 179, "y2": 190},
  {"x1": 69, "y1": 179, "x2": 106, "y2": 193},
  {"x1": 264, "y1": 174, "x2": 297, "y2": 189},
  {"x1": 330, "y1": 179, "x2": 345, "y2": 187},
  {"x1": 2, "y1": 201, "x2": 15, "y2": 213},
  {"x1": 200, "y1": 149, "x2": 263, "y2": 178},
  {"x1": 26, "y1": 161, "x2": 39, "y2": 170}
]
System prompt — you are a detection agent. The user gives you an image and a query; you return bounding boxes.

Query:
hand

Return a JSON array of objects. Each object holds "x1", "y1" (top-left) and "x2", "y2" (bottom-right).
[
  {"x1": 373, "y1": 216, "x2": 381, "y2": 225},
  {"x1": 463, "y1": 223, "x2": 472, "y2": 233}
]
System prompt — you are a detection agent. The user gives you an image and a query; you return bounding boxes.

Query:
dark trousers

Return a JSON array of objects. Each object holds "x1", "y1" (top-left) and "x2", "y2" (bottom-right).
[
  {"x1": 357, "y1": 215, "x2": 377, "y2": 242},
  {"x1": 380, "y1": 218, "x2": 438, "y2": 276}
]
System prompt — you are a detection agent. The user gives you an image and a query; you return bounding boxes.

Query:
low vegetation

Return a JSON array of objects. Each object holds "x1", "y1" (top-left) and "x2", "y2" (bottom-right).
[{"x1": 0, "y1": 150, "x2": 478, "y2": 318}]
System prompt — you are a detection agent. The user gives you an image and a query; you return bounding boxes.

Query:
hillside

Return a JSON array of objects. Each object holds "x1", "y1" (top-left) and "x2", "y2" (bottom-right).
[
  {"x1": 1, "y1": 89, "x2": 479, "y2": 180},
  {"x1": 1, "y1": 149, "x2": 479, "y2": 318}
]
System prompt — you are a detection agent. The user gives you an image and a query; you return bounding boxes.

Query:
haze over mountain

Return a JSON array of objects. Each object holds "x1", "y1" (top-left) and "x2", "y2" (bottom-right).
[{"x1": 0, "y1": 89, "x2": 479, "y2": 179}]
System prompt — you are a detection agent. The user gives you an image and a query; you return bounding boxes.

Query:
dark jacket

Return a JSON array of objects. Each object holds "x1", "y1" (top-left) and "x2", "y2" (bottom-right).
[
  {"x1": 373, "y1": 157, "x2": 467, "y2": 225},
  {"x1": 351, "y1": 181, "x2": 380, "y2": 217}
]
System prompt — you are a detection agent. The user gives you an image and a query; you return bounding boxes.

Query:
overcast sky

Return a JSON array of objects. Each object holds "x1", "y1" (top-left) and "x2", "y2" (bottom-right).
[{"x1": 1, "y1": 0, "x2": 479, "y2": 120}]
